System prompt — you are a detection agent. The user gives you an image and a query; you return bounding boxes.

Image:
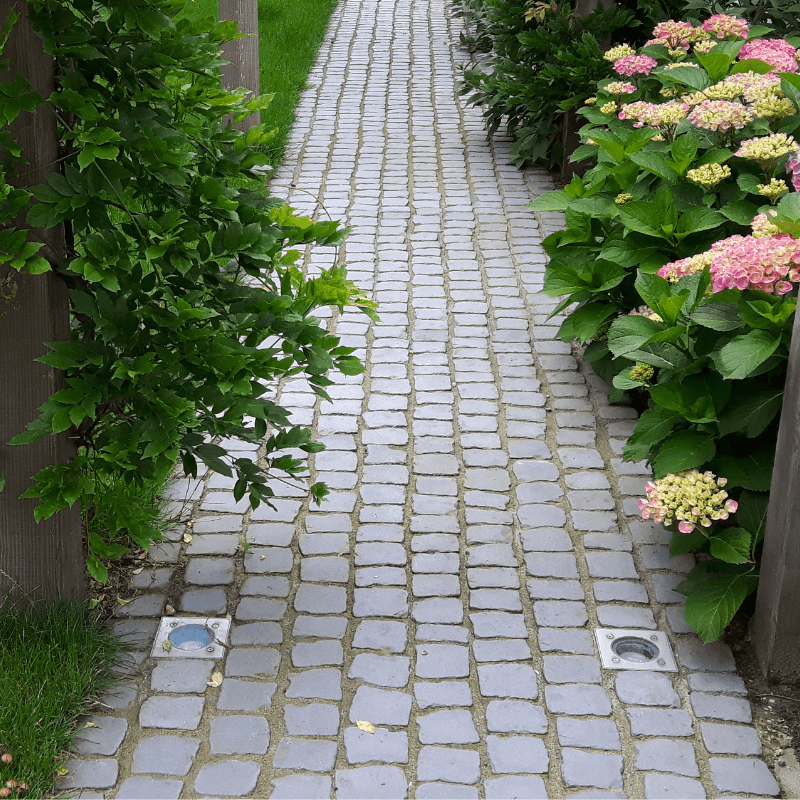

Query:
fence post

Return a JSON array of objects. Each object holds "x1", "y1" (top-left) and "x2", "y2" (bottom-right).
[
  {"x1": 219, "y1": 0, "x2": 261, "y2": 133},
  {"x1": 0, "y1": 0, "x2": 84, "y2": 605},
  {"x1": 752, "y1": 306, "x2": 800, "y2": 683}
]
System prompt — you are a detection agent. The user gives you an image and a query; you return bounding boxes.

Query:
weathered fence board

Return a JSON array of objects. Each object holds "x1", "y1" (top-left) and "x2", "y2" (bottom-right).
[{"x1": 219, "y1": 0, "x2": 261, "y2": 133}]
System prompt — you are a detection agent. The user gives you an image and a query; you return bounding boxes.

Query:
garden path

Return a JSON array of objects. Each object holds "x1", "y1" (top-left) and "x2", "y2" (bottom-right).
[{"x1": 61, "y1": 0, "x2": 784, "y2": 797}]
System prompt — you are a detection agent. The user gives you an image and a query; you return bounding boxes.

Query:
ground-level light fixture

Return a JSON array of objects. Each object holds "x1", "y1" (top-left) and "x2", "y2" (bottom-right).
[
  {"x1": 151, "y1": 617, "x2": 231, "y2": 659},
  {"x1": 595, "y1": 628, "x2": 677, "y2": 672}
]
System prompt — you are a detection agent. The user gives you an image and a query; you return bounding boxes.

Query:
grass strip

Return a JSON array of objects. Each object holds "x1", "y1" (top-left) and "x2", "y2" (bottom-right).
[
  {"x1": 0, "y1": 601, "x2": 126, "y2": 798},
  {"x1": 185, "y1": 0, "x2": 339, "y2": 165}
]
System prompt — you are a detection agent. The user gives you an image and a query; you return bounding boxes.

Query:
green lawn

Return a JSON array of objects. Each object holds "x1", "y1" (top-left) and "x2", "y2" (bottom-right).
[{"x1": 186, "y1": 0, "x2": 339, "y2": 165}]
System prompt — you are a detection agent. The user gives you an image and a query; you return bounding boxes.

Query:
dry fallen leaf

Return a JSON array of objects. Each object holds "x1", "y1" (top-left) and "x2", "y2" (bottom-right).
[
  {"x1": 356, "y1": 720, "x2": 375, "y2": 734},
  {"x1": 83, "y1": 721, "x2": 98, "y2": 728},
  {"x1": 132, "y1": 567, "x2": 143, "y2": 575},
  {"x1": 183, "y1": 533, "x2": 193, "y2": 543},
  {"x1": 207, "y1": 670, "x2": 223, "y2": 688},
  {"x1": 162, "y1": 640, "x2": 173, "y2": 652},
  {"x1": 165, "y1": 604, "x2": 175, "y2": 615},
  {"x1": 260, "y1": 555, "x2": 266, "y2": 560},
  {"x1": 117, "y1": 597, "x2": 131, "y2": 606},
  {"x1": 56, "y1": 769, "x2": 69, "y2": 777}
]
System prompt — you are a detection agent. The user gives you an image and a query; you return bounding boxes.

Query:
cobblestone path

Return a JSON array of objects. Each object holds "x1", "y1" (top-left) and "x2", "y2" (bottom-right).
[{"x1": 61, "y1": 0, "x2": 784, "y2": 797}]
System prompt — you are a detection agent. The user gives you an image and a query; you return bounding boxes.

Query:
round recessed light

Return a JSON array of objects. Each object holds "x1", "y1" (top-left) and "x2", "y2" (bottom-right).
[
  {"x1": 167, "y1": 623, "x2": 214, "y2": 651},
  {"x1": 611, "y1": 635, "x2": 660, "y2": 664}
]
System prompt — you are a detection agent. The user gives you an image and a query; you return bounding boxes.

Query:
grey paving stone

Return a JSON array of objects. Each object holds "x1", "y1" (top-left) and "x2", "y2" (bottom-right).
[
  {"x1": 354, "y1": 588, "x2": 409, "y2": 618},
  {"x1": 273, "y1": 737, "x2": 338, "y2": 771},
  {"x1": 335, "y1": 765, "x2": 408, "y2": 799},
  {"x1": 562, "y1": 748, "x2": 623, "y2": 789},
  {"x1": 627, "y1": 708, "x2": 694, "y2": 736},
  {"x1": 185, "y1": 557, "x2": 235, "y2": 585},
  {"x1": 71, "y1": 716, "x2": 129, "y2": 756},
  {"x1": 286, "y1": 668, "x2": 342, "y2": 700},
  {"x1": 411, "y1": 534, "x2": 460, "y2": 552},
  {"x1": 353, "y1": 620, "x2": 408, "y2": 652},
  {"x1": 292, "y1": 640, "x2": 344, "y2": 667},
  {"x1": 100, "y1": 684, "x2": 139, "y2": 710},
  {"x1": 180, "y1": 587, "x2": 228, "y2": 614},
  {"x1": 538, "y1": 628, "x2": 595, "y2": 654},
  {"x1": 357, "y1": 566, "x2": 408, "y2": 586},
  {"x1": 584, "y1": 552, "x2": 638, "y2": 579},
  {"x1": 593, "y1": 581, "x2": 649, "y2": 603},
  {"x1": 301, "y1": 556, "x2": 350, "y2": 583},
  {"x1": 545, "y1": 685, "x2": 611, "y2": 716},
  {"x1": 412, "y1": 553, "x2": 460, "y2": 573},
  {"x1": 690, "y1": 692, "x2": 752, "y2": 722},
  {"x1": 677, "y1": 639, "x2": 736, "y2": 671},
  {"x1": 687, "y1": 672, "x2": 746, "y2": 694},
  {"x1": 486, "y1": 700, "x2": 547, "y2": 734},
  {"x1": 116, "y1": 777, "x2": 183, "y2": 799},
  {"x1": 700, "y1": 722, "x2": 762, "y2": 754},
  {"x1": 543, "y1": 655, "x2": 601, "y2": 684},
  {"x1": 513, "y1": 460, "x2": 559, "y2": 482},
  {"x1": 413, "y1": 598, "x2": 464, "y2": 623},
  {"x1": 356, "y1": 542, "x2": 408, "y2": 565},
  {"x1": 643, "y1": 774, "x2": 706, "y2": 799},
  {"x1": 235, "y1": 597, "x2": 288, "y2": 621},
  {"x1": 55, "y1": 759, "x2": 119, "y2": 790},
  {"x1": 484, "y1": 776, "x2": 547, "y2": 799},
  {"x1": 596, "y1": 605, "x2": 656, "y2": 629},
  {"x1": 467, "y1": 543, "x2": 516, "y2": 567},
  {"x1": 487, "y1": 735, "x2": 549, "y2": 774},
  {"x1": 417, "y1": 624, "x2": 470, "y2": 643},
  {"x1": 615, "y1": 672, "x2": 680, "y2": 707},
  {"x1": 518, "y1": 505, "x2": 567, "y2": 528},
  {"x1": 345, "y1": 727, "x2": 409, "y2": 764},
  {"x1": 231, "y1": 621, "x2": 283, "y2": 645},
  {"x1": 350, "y1": 653, "x2": 411, "y2": 687},
  {"x1": 709, "y1": 756, "x2": 780, "y2": 795},
  {"x1": 186, "y1": 533, "x2": 239, "y2": 555},
  {"x1": 248, "y1": 521, "x2": 294, "y2": 545},
  {"x1": 414, "y1": 681, "x2": 473, "y2": 709},
  {"x1": 418, "y1": 709, "x2": 479, "y2": 744},
  {"x1": 584, "y1": 533, "x2": 632, "y2": 551},
  {"x1": 225, "y1": 647, "x2": 280, "y2": 678},
  {"x1": 635, "y1": 739, "x2": 699, "y2": 776},
  {"x1": 467, "y1": 567, "x2": 519, "y2": 588},
  {"x1": 350, "y1": 686, "x2": 413, "y2": 725},
  {"x1": 114, "y1": 593, "x2": 167, "y2": 617},
  {"x1": 414, "y1": 574, "x2": 461, "y2": 597},
  {"x1": 151, "y1": 660, "x2": 214, "y2": 693},
  {"x1": 478, "y1": 663, "x2": 538, "y2": 699},
  {"x1": 209, "y1": 715, "x2": 270, "y2": 755},
  {"x1": 299, "y1": 532, "x2": 350, "y2": 553},
  {"x1": 416, "y1": 783, "x2": 480, "y2": 800},
  {"x1": 193, "y1": 760, "x2": 261, "y2": 796},
  {"x1": 528, "y1": 579, "x2": 584, "y2": 600},
  {"x1": 132, "y1": 566, "x2": 173, "y2": 591},
  {"x1": 557, "y1": 718, "x2": 621, "y2": 750},
  {"x1": 521, "y1": 528, "x2": 572, "y2": 551},
  {"x1": 139, "y1": 696, "x2": 205, "y2": 730},
  {"x1": 293, "y1": 615, "x2": 349, "y2": 639},
  {"x1": 470, "y1": 590, "x2": 523, "y2": 612},
  {"x1": 284, "y1": 703, "x2": 340, "y2": 736},
  {"x1": 470, "y1": 611, "x2": 528, "y2": 638},
  {"x1": 417, "y1": 747, "x2": 481, "y2": 784},
  {"x1": 533, "y1": 600, "x2": 588, "y2": 627},
  {"x1": 271, "y1": 774, "x2": 332, "y2": 800},
  {"x1": 217, "y1": 678, "x2": 276, "y2": 711},
  {"x1": 472, "y1": 639, "x2": 532, "y2": 662},
  {"x1": 295, "y1": 583, "x2": 348, "y2": 614}
]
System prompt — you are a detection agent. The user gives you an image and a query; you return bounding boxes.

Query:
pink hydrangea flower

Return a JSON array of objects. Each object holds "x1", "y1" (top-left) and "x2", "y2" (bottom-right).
[
  {"x1": 604, "y1": 81, "x2": 637, "y2": 95},
  {"x1": 687, "y1": 100, "x2": 753, "y2": 132},
  {"x1": 614, "y1": 55, "x2": 658, "y2": 77},
  {"x1": 618, "y1": 100, "x2": 689, "y2": 128},
  {"x1": 701, "y1": 14, "x2": 749, "y2": 40},
  {"x1": 739, "y1": 39, "x2": 798, "y2": 73},
  {"x1": 786, "y1": 152, "x2": 800, "y2": 192}
]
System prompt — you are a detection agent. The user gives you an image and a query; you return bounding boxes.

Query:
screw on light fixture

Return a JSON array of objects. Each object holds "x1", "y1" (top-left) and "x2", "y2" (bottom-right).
[{"x1": 595, "y1": 628, "x2": 678, "y2": 672}]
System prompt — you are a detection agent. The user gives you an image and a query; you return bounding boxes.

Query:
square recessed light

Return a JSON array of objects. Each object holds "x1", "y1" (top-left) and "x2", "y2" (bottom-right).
[
  {"x1": 595, "y1": 628, "x2": 677, "y2": 672},
  {"x1": 151, "y1": 617, "x2": 231, "y2": 659}
]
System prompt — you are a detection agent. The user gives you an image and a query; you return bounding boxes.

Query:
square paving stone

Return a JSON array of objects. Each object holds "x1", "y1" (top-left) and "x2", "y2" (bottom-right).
[
  {"x1": 412, "y1": 553, "x2": 460, "y2": 574},
  {"x1": 139, "y1": 696, "x2": 205, "y2": 730},
  {"x1": 596, "y1": 605, "x2": 656, "y2": 629},
  {"x1": 239, "y1": 575, "x2": 291, "y2": 596},
  {"x1": 292, "y1": 640, "x2": 344, "y2": 667},
  {"x1": 273, "y1": 737, "x2": 338, "y2": 771},
  {"x1": 615, "y1": 672, "x2": 680, "y2": 707},
  {"x1": 677, "y1": 639, "x2": 736, "y2": 671},
  {"x1": 414, "y1": 681, "x2": 473, "y2": 709},
  {"x1": 55, "y1": 759, "x2": 119, "y2": 790},
  {"x1": 470, "y1": 590, "x2": 523, "y2": 611},
  {"x1": 643, "y1": 774, "x2": 706, "y2": 799},
  {"x1": 518, "y1": 505, "x2": 568, "y2": 528},
  {"x1": 418, "y1": 709, "x2": 479, "y2": 744},
  {"x1": 356, "y1": 542, "x2": 408, "y2": 565},
  {"x1": 293, "y1": 615, "x2": 349, "y2": 639},
  {"x1": 472, "y1": 639, "x2": 531, "y2": 662},
  {"x1": 486, "y1": 700, "x2": 547, "y2": 734},
  {"x1": 295, "y1": 583, "x2": 348, "y2": 614},
  {"x1": 528, "y1": 579, "x2": 584, "y2": 600},
  {"x1": 708, "y1": 757, "x2": 780, "y2": 796},
  {"x1": 416, "y1": 783, "x2": 479, "y2": 799},
  {"x1": 71, "y1": 716, "x2": 128, "y2": 756},
  {"x1": 354, "y1": 588, "x2": 409, "y2": 618},
  {"x1": 557, "y1": 718, "x2": 621, "y2": 750},
  {"x1": 194, "y1": 760, "x2": 261, "y2": 796},
  {"x1": 335, "y1": 766, "x2": 408, "y2": 799},
  {"x1": 545, "y1": 685, "x2": 611, "y2": 716},
  {"x1": 413, "y1": 598, "x2": 464, "y2": 623},
  {"x1": 231, "y1": 622, "x2": 283, "y2": 645},
  {"x1": 353, "y1": 620, "x2": 408, "y2": 652},
  {"x1": 700, "y1": 722, "x2": 762, "y2": 755},
  {"x1": 417, "y1": 746, "x2": 481, "y2": 784},
  {"x1": 350, "y1": 654, "x2": 411, "y2": 687},
  {"x1": 690, "y1": 693, "x2": 752, "y2": 722},
  {"x1": 521, "y1": 528, "x2": 571, "y2": 552},
  {"x1": 470, "y1": 611, "x2": 528, "y2": 638},
  {"x1": 635, "y1": 739, "x2": 699, "y2": 777},
  {"x1": 478, "y1": 664, "x2": 538, "y2": 699},
  {"x1": 345, "y1": 727, "x2": 409, "y2": 764},
  {"x1": 235, "y1": 597, "x2": 288, "y2": 621},
  {"x1": 484, "y1": 777, "x2": 547, "y2": 799},
  {"x1": 562, "y1": 748, "x2": 623, "y2": 789},
  {"x1": 417, "y1": 624, "x2": 470, "y2": 643},
  {"x1": 688, "y1": 672, "x2": 746, "y2": 694},
  {"x1": 533, "y1": 601, "x2": 588, "y2": 627},
  {"x1": 114, "y1": 593, "x2": 166, "y2": 617},
  {"x1": 467, "y1": 568, "x2": 519, "y2": 588},
  {"x1": 284, "y1": 703, "x2": 340, "y2": 735},
  {"x1": 592, "y1": 581, "x2": 649, "y2": 603},
  {"x1": 286, "y1": 668, "x2": 342, "y2": 700},
  {"x1": 627, "y1": 708, "x2": 694, "y2": 736},
  {"x1": 180, "y1": 587, "x2": 228, "y2": 614},
  {"x1": 151, "y1": 660, "x2": 214, "y2": 693},
  {"x1": 217, "y1": 678, "x2": 276, "y2": 711},
  {"x1": 116, "y1": 777, "x2": 183, "y2": 799},
  {"x1": 538, "y1": 628, "x2": 595, "y2": 655},
  {"x1": 185, "y1": 557, "x2": 235, "y2": 585},
  {"x1": 487, "y1": 735, "x2": 549, "y2": 774},
  {"x1": 225, "y1": 647, "x2": 280, "y2": 678},
  {"x1": 356, "y1": 567, "x2": 408, "y2": 586},
  {"x1": 543, "y1": 655, "x2": 601, "y2": 684},
  {"x1": 210, "y1": 715, "x2": 270, "y2": 755},
  {"x1": 186, "y1": 534, "x2": 238, "y2": 555},
  {"x1": 413, "y1": 574, "x2": 461, "y2": 597},
  {"x1": 350, "y1": 686, "x2": 413, "y2": 725},
  {"x1": 525, "y1": 553, "x2": 578, "y2": 579},
  {"x1": 271, "y1": 775, "x2": 332, "y2": 800},
  {"x1": 301, "y1": 556, "x2": 350, "y2": 583},
  {"x1": 416, "y1": 644, "x2": 469, "y2": 678},
  {"x1": 584, "y1": 552, "x2": 638, "y2": 579}
]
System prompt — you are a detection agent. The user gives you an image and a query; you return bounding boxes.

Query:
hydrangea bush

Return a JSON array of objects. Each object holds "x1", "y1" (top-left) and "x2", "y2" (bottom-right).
[{"x1": 531, "y1": 13, "x2": 800, "y2": 641}]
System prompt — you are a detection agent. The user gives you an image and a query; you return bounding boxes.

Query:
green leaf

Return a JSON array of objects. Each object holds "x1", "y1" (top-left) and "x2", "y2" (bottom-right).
[
  {"x1": 681, "y1": 568, "x2": 758, "y2": 641},
  {"x1": 717, "y1": 387, "x2": 782, "y2": 437},
  {"x1": 617, "y1": 201, "x2": 670, "y2": 239},
  {"x1": 675, "y1": 207, "x2": 725, "y2": 238},
  {"x1": 623, "y1": 407, "x2": 679, "y2": 462},
  {"x1": 607, "y1": 315, "x2": 664, "y2": 358},
  {"x1": 737, "y1": 490, "x2": 769, "y2": 545},
  {"x1": 629, "y1": 151, "x2": 678, "y2": 183},
  {"x1": 669, "y1": 528, "x2": 707, "y2": 556},
  {"x1": 628, "y1": 341, "x2": 690, "y2": 371},
  {"x1": 710, "y1": 528, "x2": 752, "y2": 564},
  {"x1": 87, "y1": 554, "x2": 108, "y2": 583},
  {"x1": 712, "y1": 329, "x2": 782, "y2": 380},
  {"x1": 661, "y1": 65, "x2": 710, "y2": 91},
  {"x1": 720, "y1": 199, "x2": 760, "y2": 226},
  {"x1": 696, "y1": 51, "x2": 734, "y2": 83},
  {"x1": 711, "y1": 448, "x2": 773, "y2": 491},
  {"x1": 558, "y1": 304, "x2": 617, "y2": 344},
  {"x1": 691, "y1": 302, "x2": 744, "y2": 332},
  {"x1": 652, "y1": 431, "x2": 716, "y2": 478}
]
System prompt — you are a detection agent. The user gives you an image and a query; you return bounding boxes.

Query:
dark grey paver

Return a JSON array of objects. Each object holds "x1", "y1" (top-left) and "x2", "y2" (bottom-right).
[
  {"x1": 56, "y1": 759, "x2": 119, "y2": 790},
  {"x1": 471, "y1": 611, "x2": 528, "y2": 638},
  {"x1": 615, "y1": 671, "x2": 680, "y2": 707},
  {"x1": 416, "y1": 644, "x2": 469, "y2": 678},
  {"x1": 271, "y1": 774, "x2": 332, "y2": 800},
  {"x1": 472, "y1": 639, "x2": 531, "y2": 661},
  {"x1": 292, "y1": 640, "x2": 344, "y2": 667},
  {"x1": 354, "y1": 588, "x2": 409, "y2": 617},
  {"x1": 273, "y1": 737, "x2": 338, "y2": 771},
  {"x1": 71, "y1": 716, "x2": 129, "y2": 756},
  {"x1": 217, "y1": 678, "x2": 276, "y2": 711},
  {"x1": 344, "y1": 727, "x2": 409, "y2": 764},
  {"x1": 417, "y1": 783, "x2": 480, "y2": 799},
  {"x1": 627, "y1": 708, "x2": 694, "y2": 736},
  {"x1": 286, "y1": 668, "x2": 342, "y2": 700},
  {"x1": 700, "y1": 722, "x2": 762, "y2": 754},
  {"x1": 225, "y1": 647, "x2": 280, "y2": 678},
  {"x1": 150, "y1": 660, "x2": 214, "y2": 693},
  {"x1": 562, "y1": 748, "x2": 623, "y2": 789},
  {"x1": 116, "y1": 777, "x2": 183, "y2": 799},
  {"x1": 131, "y1": 735, "x2": 200, "y2": 775},
  {"x1": 139, "y1": 696, "x2": 205, "y2": 730},
  {"x1": 209, "y1": 715, "x2": 269, "y2": 755},
  {"x1": 193, "y1": 760, "x2": 261, "y2": 796},
  {"x1": 487, "y1": 735, "x2": 549, "y2": 774},
  {"x1": 231, "y1": 621, "x2": 283, "y2": 645},
  {"x1": 417, "y1": 746, "x2": 481, "y2": 784},
  {"x1": 478, "y1": 664, "x2": 538, "y2": 699},
  {"x1": 635, "y1": 739, "x2": 699, "y2": 777},
  {"x1": 180, "y1": 587, "x2": 228, "y2": 614},
  {"x1": 690, "y1": 692, "x2": 752, "y2": 722},
  {"x1": 486, "y1": 700, "x2": 547, "y2": 734},
  {"x1": 533, "y1": 600, "x2": 588, "y2": 627},
  {"x1": 557, "y1": 718, "x2": 621, "y2": 750},
  {"x1": 350, "y1": 653, "x2": 411, "y2": 687},
  {"x1": 185, "y1": 557, "x2": 235, "y2": 585},
  {"x1": 295, "y1": 583, "x2": 348, "y2": 614},
  {"x1": 293, "y1": 615, "x2": 349, "y2": 639},
  {"x1": 235, "y1": 597, "x2": 288, "y2": 621},
  {"x1": 676, "y1": 640, "x2": 736, "y2": 671},
  {"x1": 484, "y1": 776, "x2": 547, "y2": 799},
  {"x1": 414, "y1": 681, "x2": 473, "y2": 708},
  {"x1": 285, "y1": 703, "x2": 340, "y2": 735},
  {"x1": 543, "y1": 655, "x2": 601, "y2": 684},
  {"x1": 335, "y1": 765, "x2": 408, "y2": 799},
  {"x1": 643, "y1": 774, "x2": 706, "y2": 799},
  {"x1": 350, "y1": 686, "x2": 413, "y2": 725},
  {"x1": 418, "y1": 709, "x2": 479, "y2": 744},
  {"x1": 412, "y1": 598, "x2": 464, "y2": 623},
  {"x1": 353, "y1": 620, "x2": 408, "y2": 652},
  {"x1": 545, "y1": 685, "x2": 611, "y2": 716},
  {"x1": 708, "y1": 757, "x2": 780, "y2": 795}
]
